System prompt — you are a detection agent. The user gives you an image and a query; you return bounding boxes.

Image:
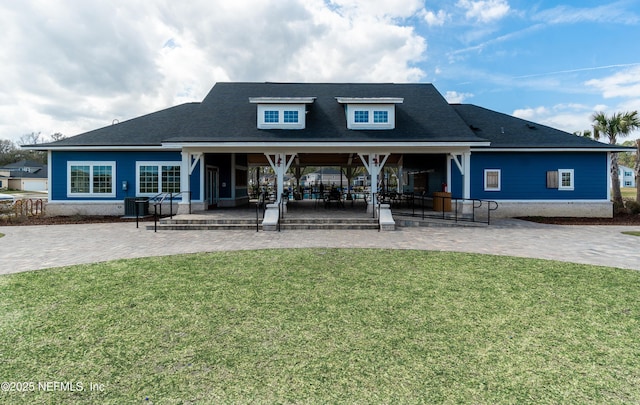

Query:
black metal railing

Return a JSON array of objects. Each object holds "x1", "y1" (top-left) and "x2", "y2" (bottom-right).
[
  {"x1": 394, "y1": 193, "x2": 498, "y2": 225},
  {"x1": 135, "y1": 191, "x2": 191, "y2": 232},
  {"x1": 277, "y1": 193, "x2": 287, "y2": 232},
  {"x1": 377, "y1": 195, "x2": 382, "y2": 232}
]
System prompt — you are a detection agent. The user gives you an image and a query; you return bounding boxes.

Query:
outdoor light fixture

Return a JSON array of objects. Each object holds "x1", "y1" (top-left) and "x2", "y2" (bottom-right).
[{"x1": 277, "y1": 157, "x2": 282, "y2": 166}]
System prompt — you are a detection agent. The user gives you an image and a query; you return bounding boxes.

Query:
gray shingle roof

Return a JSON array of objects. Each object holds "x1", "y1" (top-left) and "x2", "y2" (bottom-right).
[
  {"x1": 33, "y1": 82, "x2": 628, "y2": 151},
  {"x1": 41, "y1": 103, "x2": 200, "y2": 147},
  {"x1": 451, "y1": 104, "x2": 626, "y2": 150},
  {"x1": 171, "y1": 82, "x2": 484, "y2": 143}
]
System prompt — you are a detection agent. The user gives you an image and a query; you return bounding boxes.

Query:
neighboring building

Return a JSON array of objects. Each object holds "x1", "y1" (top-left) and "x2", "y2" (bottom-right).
[
  {"x1": 300, "y1": 168, "x2": 347, "y2": 189},
  {"x1": 0, "y1": 160, "x2": 48, "y2": 191},
  {"x1": 25, "y1": 82, "x2": 631, "y2": 218},
  {"x1": 619, "y1": 165, "x2": 637, "y2": 188}
]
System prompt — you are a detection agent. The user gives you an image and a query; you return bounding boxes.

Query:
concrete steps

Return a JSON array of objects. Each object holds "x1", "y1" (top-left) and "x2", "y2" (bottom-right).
[
  {"x1": 147, "y1": 218, "x2": 258, "y2": 231},
  {"x1": 394, "y1": 216, "x2": 488, "y2": 228},
  {"x1": 280, "y1": 217, "x2": 379, "y2": 230},
  {"x1": 147, "y1": 216, "x2": 380, "y2": 231}
]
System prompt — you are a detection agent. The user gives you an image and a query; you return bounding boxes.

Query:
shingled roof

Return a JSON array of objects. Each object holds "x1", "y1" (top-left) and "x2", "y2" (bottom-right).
[
  {"x1": 451, "y1": 104, "x2": 626, "y2": 150},
  {"x1": 40, "y1": 103, "x2": 200, "y2": 147},
  {"x1": 170, "y1": 82, "x2": 484, "y2": 143},
  {"x1": 32, "y1": 82, "x2": 629, "y2": 151}
]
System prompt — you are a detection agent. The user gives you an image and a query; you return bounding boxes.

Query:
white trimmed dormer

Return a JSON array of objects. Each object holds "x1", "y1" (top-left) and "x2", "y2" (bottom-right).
[
  {"x1": 336, "y1": 97, "x2": 403, "y2": 130},
  {"x1": 249, "y1": 97, "x2": 316, "y2": 129}
]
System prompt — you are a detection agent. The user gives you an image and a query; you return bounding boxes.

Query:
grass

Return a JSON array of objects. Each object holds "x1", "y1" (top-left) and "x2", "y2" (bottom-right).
[
  {"x1": 1, "y1": 249, "x2": 639, "y2": 404},
  {"x1": 622, "y1": 231, "x2": 640, "y2": 237},
  {"x1": 621, "y1": 187, "x2": 637, "y2": 200}
]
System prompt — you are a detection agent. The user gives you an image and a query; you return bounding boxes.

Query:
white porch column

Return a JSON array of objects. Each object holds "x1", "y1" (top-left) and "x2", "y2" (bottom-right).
[
  {"x1": 181, "y1": 151, "x2": 190, "y2": 203},
  {"x1": 463, "y1": 151, "x2": 471, "y2": 199},
  {"x1": 448, "y1": 152, "x2": 471, "y2": 199},
  {"x1": 265, "y1": 153, "x2": 296, "y2": 203},
  {"x1": 358, "y1": 153, "x2": 389, "y2": 212},
  {"x1": 448, "y1": 151, "x2": 472, "y2": 215},
  {"x1": 180, "y1": 150, "x2": 201, "y2": 213},
  {"x1": 396, "y1": 155, "x2": 404, "y2": 193}
]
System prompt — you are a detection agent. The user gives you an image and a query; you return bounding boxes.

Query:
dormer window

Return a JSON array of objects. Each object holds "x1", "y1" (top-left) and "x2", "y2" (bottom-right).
[
  {"x1": 249, "y1": 97, "x2": 315, "y2": 129},
  {"x1": 336, "y1": 97, "x2": 403, "y2": 130}
]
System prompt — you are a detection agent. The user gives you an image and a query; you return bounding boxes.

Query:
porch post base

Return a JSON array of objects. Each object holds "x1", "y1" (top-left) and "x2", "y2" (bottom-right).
[{"x1": 262, "y1": 204, "x2": 280, "y2": 231}]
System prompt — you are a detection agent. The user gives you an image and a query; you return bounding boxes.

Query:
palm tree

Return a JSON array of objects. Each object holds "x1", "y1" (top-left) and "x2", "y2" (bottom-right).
[{"x1": 592, "y1": 111, "x2": 640, "y2": 207}]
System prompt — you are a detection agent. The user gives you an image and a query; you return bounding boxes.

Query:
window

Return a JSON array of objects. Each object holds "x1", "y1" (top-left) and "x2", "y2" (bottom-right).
[
  {"x1": 67, "y1": 162, "x2": 116, "y2": 197},
  {"x1": 558, "y1": 169, "x2": 574, "y2": 191},
  {"x1": 283, "y1": 110, "x2": 298, "y2": 123},
  {"x1": 264, "y1": 110, "x2": 279, "y2": 123},
  {"x1": 373, "y1": 110, "x2": 388, "y2": 123},
  {"x1": 251, "y1": 98, "x2": 314, "y2": 129},
  {"x1": 137, "y1": 162, "x2": 181, "y2": 196},
  {"x1": 336, "y1": 98, "x2": 402, "y2": 129},
  {"x1": 354, "y1": 110, "x2": 369, "y2": 123},
  {"x1": 484, "y1": 169, "x2": 501, "y2": 191}
]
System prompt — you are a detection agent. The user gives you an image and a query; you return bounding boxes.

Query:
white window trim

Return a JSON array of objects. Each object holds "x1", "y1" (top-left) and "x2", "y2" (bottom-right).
[
  {"x1": 255, "y1": 104, "x2": 306, "y2": 129},
  {"x1": 136, "y1": 161, "x2": 182, "y2": 197},
  {"x1": 483, "y1": 169, "x2": 501, "y2": 191},
  {"x1": 344, "y1": 104, "x2": 396, "y2": 130},
  {"x1": 558, "y1": 169, "x2": 574, "y2": 191},
  {"x1": 67, "y1": 161, "x2": 116, "y2": 198}
]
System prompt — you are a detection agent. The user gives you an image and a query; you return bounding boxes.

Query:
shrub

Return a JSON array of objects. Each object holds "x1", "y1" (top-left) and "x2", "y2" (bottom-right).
[
  {"x1": 626, "y1": 200, "x2": 640, "y2": 215},
  {"x1": 613, "y1": 200, "x2": 628, "y2": 214}
]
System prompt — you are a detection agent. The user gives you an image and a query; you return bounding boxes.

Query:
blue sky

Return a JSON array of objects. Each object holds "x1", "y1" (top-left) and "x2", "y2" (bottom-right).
[{"x1": 1, "y1": 0, "x2": 639, "y2": 143}]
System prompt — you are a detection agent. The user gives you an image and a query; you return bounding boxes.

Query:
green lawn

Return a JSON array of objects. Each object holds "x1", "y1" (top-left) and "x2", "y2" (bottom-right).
[
  {"x1": 621, "y1": 187, "x2": 637, "y2": 200},
  {"x1": 622, "y1": 231, "x2": 640, "y2": 237},
  {"x1": 1, "y1": 249, "x2": 639, "y2": 404}
]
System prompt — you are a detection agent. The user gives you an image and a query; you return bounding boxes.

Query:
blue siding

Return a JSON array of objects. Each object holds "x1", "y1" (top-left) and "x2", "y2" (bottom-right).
[
  {"x1": 205, "y1": 154, "x2": 232, "y2": 199},
  {"x1": 470, "y1": 152, "x2": 608, "y2": 200},
  {"x1": 450, "y1": 160, "x2": 463, "y2": 199},
  {"x1": 51, "y1": 151, "x2": 201, "y2": 201}
]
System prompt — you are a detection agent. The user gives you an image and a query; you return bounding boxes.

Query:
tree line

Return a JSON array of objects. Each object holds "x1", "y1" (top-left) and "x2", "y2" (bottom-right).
[{"x1": 0, "y1": 132, "x2": 66, "y2": 166}]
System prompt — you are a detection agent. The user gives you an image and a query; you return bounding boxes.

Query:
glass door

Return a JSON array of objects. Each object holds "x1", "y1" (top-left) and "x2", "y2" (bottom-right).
[{"x1": 206, "y1": 166, "x2": 218, "y2": 209}]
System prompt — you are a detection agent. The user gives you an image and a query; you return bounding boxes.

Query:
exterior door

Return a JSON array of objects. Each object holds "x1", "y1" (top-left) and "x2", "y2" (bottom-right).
[{"x1": 206, "y1": 166, "x2": 219, "y2": 209}]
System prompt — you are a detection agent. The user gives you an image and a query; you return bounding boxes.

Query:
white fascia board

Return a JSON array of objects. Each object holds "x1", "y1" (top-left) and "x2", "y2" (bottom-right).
[
  {"x1": 249, "y1": 97, "x2": 316, "y2": 104},
  {"x1": 336, "y1": 97, "x2": 404, "y2": 104},
  {"x1": 471, "y1": 147, "x2": 632, "y2": 152},
  {"x1": 166, "y1": 141, "x2": 490, "y2": 154},
  {"x1": 22, "y1": 145, "x2": 177, "y2": 152}
]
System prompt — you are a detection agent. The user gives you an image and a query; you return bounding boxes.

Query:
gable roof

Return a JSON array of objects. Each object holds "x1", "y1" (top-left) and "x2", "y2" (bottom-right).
[
  {"x1": 6, "y1": 167, "x2": 48, "y2": 179},
  {"x1": 33, "y1": 83, "x2": 488, "y2": 149},
  {"x1": 1, "y1": 160, "x2": 46, "y2": 169},
  {"x1": 27, "y1": 82, "x2": 631, "y2": 152},
  {"x1": 38, "y1": 103, "x2": 200, "y2": 148},
  {"x1": 451, "y1": 104, "x2": 629, "y2": 150},
  {"x1": 172, "y1": 82, "x2": 484, "y2": 143}
]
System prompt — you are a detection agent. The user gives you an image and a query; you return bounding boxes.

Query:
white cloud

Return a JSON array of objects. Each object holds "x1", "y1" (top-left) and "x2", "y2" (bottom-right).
[
  {"x1": 585, "y1": 66, "x2": 640, "y2": 99},
  {"x1": 444, "y1": 91, "x2": 473, "y2": 103},
  {"x1": 327, "y1": 0, "x2": 425, "y2": 19},
  {"x1": 512, "y1": 96, "x2": 640, "y2": 141},
  {"x1": 513, "y1": 104, "x2": 593, "y2": 134},
  {"x1": 456, "y1": 0, "x2": 510, "y2": 23},
  {"x1": 423, "y1": 9, "x2": 448, "y2": 26},
  {"x1": 533, "y1": 3, "x2": 639, "y2": 25},
  {"x1": 0, "y1": 0, "x2": 428, "y2": 142}
]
